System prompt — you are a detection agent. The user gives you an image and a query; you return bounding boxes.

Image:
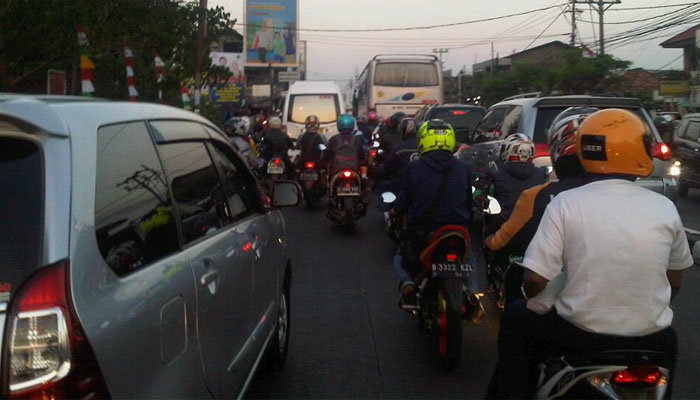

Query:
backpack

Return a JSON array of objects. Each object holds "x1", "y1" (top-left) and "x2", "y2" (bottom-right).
[{"x1": 332, "y1": 134, "x2": 359, "y2": 173}]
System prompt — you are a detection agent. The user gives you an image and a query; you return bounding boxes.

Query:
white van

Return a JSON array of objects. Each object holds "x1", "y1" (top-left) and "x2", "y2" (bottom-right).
[{"x1": 283, "y1": 81, "x2": 345, "y2": 141}]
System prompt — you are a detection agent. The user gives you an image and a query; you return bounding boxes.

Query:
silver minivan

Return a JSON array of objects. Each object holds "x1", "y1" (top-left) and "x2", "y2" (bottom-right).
[{"x1": 0, "y1": 95, "x2": 299, "y2": 398}]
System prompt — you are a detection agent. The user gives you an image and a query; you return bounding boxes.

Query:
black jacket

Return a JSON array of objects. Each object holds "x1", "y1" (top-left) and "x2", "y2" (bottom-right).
[
  {"x1": 261, "y1": 129, "x2": 293, "y2": 159},
  {"x1": 379, "y1": 131, "x2": 400, "y2": 153},
  {"x1": 322, "y1": 130, "x2": 365, "y2": 172},
  {"x1": 490, "y1": 162, "x2": 547, "y2": 218},
  {"x1": 380, "y1": 136, "x2": 417, "y2": 193},
  {"x1": 395, "y1": 150, "x2": 472, "y2": 231},
  {"x1": 297, "y1": 130, "x2": 326, "y2": 162}
]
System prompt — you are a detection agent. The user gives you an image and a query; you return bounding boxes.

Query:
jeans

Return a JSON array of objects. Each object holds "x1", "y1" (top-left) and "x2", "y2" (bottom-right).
[{"x1": 489, "y1": 300, "x2": 677, "y2": 399}]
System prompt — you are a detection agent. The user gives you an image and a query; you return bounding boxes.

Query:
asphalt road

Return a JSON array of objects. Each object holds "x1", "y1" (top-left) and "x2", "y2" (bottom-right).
[{"x1": 247, "y1": 192, "x2": 700, "y2": 399}]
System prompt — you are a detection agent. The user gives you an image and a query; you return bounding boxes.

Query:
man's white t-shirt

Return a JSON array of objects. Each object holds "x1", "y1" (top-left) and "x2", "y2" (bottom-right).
[{"x1": 523, "y1": 179, "x2": 694, "y2": 336}]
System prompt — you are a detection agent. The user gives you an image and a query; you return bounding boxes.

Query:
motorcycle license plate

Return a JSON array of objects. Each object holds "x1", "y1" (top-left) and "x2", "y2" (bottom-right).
[
  {"x1": 267, "y1": 166, "x2": 284, "y2": 174},
  {"x1": 431, "y1": 263, "x2": 474, "y2": 278},
  {"x1": 300, "y1": 172, "x2": 318, "y2": 181},
  {"x1": 337, "y1": 186, "x2": 360, "y2": 196}
]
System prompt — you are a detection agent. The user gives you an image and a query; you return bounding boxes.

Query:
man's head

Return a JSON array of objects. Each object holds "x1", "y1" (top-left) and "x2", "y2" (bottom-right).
[
  {"x1": 548, "y1": 107, "x2": 598, "y2": 178},
  {"x1": 337, "y1": 113, "x2": 355, "y2": 132},
  {"x1": 305, "y1": 114, "x2": 320, "y2": 131},
  {"x1": 417, "y1": 119, "x2": 456, "y2": 155},
  {"x1": 218, "y1": 56, "x2": 227, "y2": 67},
  {"x1": 575, "y1": 108, "x2": 653, "y2": 177},
  {"x1": 398, "y1": 118, "x2": 417, "y2": 141},
  {"x1": 499, "y1": 133, "x2": 534, "y2": 164},
  {"x1": 274, "y1": 31, "x2": 281, "y2": 38},
  {"x1": 389, "y1": 112, "x2": 407, "y2": 133},
  {"x1": 367, "y1": 110, "x2": 378, "y2": 124}
]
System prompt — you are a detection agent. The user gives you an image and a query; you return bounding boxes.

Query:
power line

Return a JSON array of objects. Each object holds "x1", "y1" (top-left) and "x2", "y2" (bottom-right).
[
  {"x1": 241, "y1": 4, "x2": 562, "y2": 33},
  {"x1": 524, "y1": 8, "x2": 566, "y2": 50},
  {"x1": 609, "y1": 2, "x2": 700, "y2": 11},
  {"x1": 654, "y1": 53, "x2": 684, "y2": 70}
]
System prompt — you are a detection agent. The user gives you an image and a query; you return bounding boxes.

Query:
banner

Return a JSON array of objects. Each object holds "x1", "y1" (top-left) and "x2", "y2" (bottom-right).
[
  {"x1": 244, "y1": 0, "x2": 298, "y2": 67},
  {"x1": 209, "y1": 52, "x2": 245, "y2": 108},
  {"x1": 659, "y1": 80, "x2": 690, "y2": 96}
]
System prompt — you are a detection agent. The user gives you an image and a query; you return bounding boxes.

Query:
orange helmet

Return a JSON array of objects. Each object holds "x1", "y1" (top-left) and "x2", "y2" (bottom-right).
[{"x1": 575, "y1": 109, "x2": 653, "y2": 177}]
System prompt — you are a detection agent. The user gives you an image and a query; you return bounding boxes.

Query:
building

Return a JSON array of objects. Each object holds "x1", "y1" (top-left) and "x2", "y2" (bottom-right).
[
  {"x1": 620, "y1": 68, "x2": 660, "y2": 96},
  {"x1": 508, "y1": 40, "x2": 572, "y2": 67},
  {"x1": 472, "y1": 57, "x2": 511, "y2": 74},
  {"x1": 660, "y1": 24, "x2": 700, "y2": 111}
]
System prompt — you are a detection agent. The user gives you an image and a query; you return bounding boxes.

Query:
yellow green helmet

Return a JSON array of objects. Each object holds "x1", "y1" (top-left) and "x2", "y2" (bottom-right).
[{"x1": 417, "y1": 119, "x2": 456, "y2": 155}]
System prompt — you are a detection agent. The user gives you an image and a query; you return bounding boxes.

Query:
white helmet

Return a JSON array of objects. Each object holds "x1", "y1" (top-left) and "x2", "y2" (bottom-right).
[
  {"x1": 499, "y1": 133, "x2": 535, "y2": 163},
  {"x1": 269, "y1": 116, "x2": 282, "y2": 130}
]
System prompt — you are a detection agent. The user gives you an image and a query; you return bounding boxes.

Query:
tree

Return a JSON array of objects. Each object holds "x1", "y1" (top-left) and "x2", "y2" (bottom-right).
[{"x1": 0, "y1": 0, "x2": 238, "y2": 104}]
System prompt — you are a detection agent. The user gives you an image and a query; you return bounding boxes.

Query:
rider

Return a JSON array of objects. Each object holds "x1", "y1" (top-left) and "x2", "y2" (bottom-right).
[
  {"x1": 484, "y1": 107, "x2": 599, "y2": 254},
  {"x1": 379, "y1": 112, "x2": 406, "y2": 153},
  {"x1": 356, "y1": 115, "x2": 374, "y2": 144},
  {"x1": 297, "y1": 114, "x2": 327, "y2": 165},
  {"x1": 391, "y1": 119, "x2": 473, "y2": 307},
  {"x1": 367, "y1": 110, "x2": 380, "y2": 132},
  {"x1": 223, "y1": 116, "x2": 264, "y2": 170},
  {"x1": 322, "y1": 113, "x2": 365, "y2": 174},
  {"x1": 491, "y1": 109, "x2": 693, "y2": 398},
  {"x1": 376, "y1": 118, "x2": 418, "y2": 208},
  {"x1": 486, "y1": 133, "x2": 546, "y2": 220},
  {"x1": 260, "y1": 116, "x2": 294, "y2": 177}
]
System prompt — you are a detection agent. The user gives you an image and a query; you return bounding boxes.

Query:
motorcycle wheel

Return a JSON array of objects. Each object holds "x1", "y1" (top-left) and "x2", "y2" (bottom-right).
[
  {"x1": 435, "y1": 285, "x2": 462, "y2": 369},
  {"x1": 341, "y1": 197, "x2": 355, "y2": 233},
  {"x1": 305, "y1": 191, "x2": 316, "y2": 209}
]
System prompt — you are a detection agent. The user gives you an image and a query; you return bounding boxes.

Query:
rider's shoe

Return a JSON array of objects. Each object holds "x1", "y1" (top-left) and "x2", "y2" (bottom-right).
[{"x1": 398, "y1": 281, "x2": 418, "y2": 310}]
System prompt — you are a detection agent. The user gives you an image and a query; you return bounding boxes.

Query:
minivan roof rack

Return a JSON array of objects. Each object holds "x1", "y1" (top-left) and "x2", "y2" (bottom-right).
[
  {"x1": 373, "y1": 54, "x2": 439, "y2": 61},
  {"x1": 502, "y1": 92, "x2": 542, "y2": 101}
]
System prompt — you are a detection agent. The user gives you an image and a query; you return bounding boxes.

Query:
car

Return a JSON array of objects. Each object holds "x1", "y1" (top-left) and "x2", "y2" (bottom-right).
[
  {"x1": 282, "y1": 80, "x2": 346, "y2": 141},
  {"x1": 670, "y1": 113, "x2": 700, "y2": 197},
  {"x1": 456, "y1": 94, "x2": 677, "y2": 201},
  {"x1": 412, "y1": 103, "x2": 486, "y2": 144},
  {"x1": 0, "y1": 95, "x2": 300, "y2": 399}
]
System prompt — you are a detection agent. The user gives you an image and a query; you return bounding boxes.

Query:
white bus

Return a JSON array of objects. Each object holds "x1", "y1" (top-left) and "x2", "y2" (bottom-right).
[{"x1": 354, "y1": 55, "x2": 443, "y2": 119}]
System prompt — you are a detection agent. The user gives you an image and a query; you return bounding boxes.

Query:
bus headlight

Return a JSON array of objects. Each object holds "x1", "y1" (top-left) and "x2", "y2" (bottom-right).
[{"x1": 670, "y1": 161, "x2": 681, "y2": 177}]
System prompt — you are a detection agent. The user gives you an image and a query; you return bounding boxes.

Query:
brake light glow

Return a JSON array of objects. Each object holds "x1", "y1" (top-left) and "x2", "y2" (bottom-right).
[
  {"x1": 369, "y1": 149, "x2": 377, "y2": 157},
  {"x1": 273, "y1": 158, "x2": 282, "y2": 165},
  {"x1": 446, "y1": 253, "x2": 458, "y2": 262},
  {"x1": 652, "y1": 142, "x2": 671, "y2": 160},
  {"x1": 451, "y1": 110, "x2": 467, "y2": 115},
  {"x1": 612, "y1": 366, "x2": 661, "y2": 384},
  {"x1": 534, "y1": 143, "x2": 550, "y2": 158},
  {"x1": 341, "y1": 170, "x2": 354, "y2": 179},
  {"x1": 304, "y1": 161, "x2": 316, "y2": 169}
]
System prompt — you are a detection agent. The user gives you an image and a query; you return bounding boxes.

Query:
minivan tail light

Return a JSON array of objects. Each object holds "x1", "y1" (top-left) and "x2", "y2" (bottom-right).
[
  {"x1": 534, "y1": 143, "x2": 550, "y2": 158},
  {"x1": 3, "y1": 260, "x2": 111, "y2": 399},
  {"x1": 652, "y1": 142, "x2": 671, "y2": 160},
  {"x1": 612, "y1": 365, "x2": 661, "y2": 385}
]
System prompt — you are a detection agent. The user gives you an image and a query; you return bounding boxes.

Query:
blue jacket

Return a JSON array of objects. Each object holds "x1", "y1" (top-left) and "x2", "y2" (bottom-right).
[{"x1": 395, "y1": 150, "x2": 472, "y2": 231}]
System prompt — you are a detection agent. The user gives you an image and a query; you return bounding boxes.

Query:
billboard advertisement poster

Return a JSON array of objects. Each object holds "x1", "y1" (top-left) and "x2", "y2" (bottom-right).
[
  {"x1": 245, "y1": 0, "x2": 298, "y2": 67},
  {"x1": 209, "y1": 52, "x2": 245, "y2": 109}
]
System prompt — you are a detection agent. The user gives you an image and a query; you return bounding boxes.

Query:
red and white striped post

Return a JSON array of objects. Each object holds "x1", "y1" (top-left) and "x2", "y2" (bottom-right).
[{"x1": 124, "y1": 45, "x2": 138, "y2": 101}]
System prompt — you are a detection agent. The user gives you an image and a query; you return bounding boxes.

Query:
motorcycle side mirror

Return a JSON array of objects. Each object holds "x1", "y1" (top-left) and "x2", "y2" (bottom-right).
[
  {"x1": 318, "y1": 143, "x2": 327, "y2": 151},
  {"x1": 377, "y1": 149, "x2": 385, "y2": 155},
  {"x1": 381, "y1": 192, "x2": 397, "y2": 203},
  {"x1": 542, "y1": 165, "x2": 554, "y2": 176},
  {"x1": 486, "y1": 161, "x2": 499, "y2": 175},
  {"x1": 484, "y1": 195, "x2": 502, "y2": 215}
]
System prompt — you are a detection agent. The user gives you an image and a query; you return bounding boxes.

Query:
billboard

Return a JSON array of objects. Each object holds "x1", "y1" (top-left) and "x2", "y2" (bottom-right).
[
  {"x1": 209, "y1": 52, "x2": 245, "y2": 109},
  {"x1": 659, "y1": 80, "x2": 690, "y2": 96},
  {"x1": 244, "y1": 0, "x2": 298, "y2": 67}
]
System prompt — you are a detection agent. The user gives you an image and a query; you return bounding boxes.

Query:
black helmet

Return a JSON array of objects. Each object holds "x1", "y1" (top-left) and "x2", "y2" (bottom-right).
[
  {"x1": 389, "y1": 112, "x2": 407, "y2": 132},
  {"x1": 397, "y1": 118, "x2": 417, "y2": 141}
]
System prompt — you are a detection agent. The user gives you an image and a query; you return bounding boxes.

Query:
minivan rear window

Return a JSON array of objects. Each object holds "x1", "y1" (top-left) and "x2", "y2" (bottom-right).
[
  {"x1": 534, "y1": 106, "x2": 659, "y2": 144},
  {"x1": 0, "y1": 138, "x2": 43, "y2": 300},
  {"x1": 288, "y1": 94, "x2": 340, "y2": 124}
]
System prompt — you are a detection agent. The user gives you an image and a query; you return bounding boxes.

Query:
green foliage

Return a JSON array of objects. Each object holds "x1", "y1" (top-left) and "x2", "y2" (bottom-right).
[
  {"x1": 0, "y1": 0, "x2": 238, "y2": 103},
  {"x1": 474, "y1": 48, "x2": 631, "y2": 106}
]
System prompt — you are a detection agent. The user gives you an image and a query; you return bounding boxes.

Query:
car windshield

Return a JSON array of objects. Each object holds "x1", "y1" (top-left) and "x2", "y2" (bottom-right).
[
  {"x1": 429, "y1": 108, "x2": 485, "y2": 131},
  {"x1": 288, "y1": 94, "x2": 340, "y2": 124},
  {"x1": 534, "y1": 106, "x2": 659, "y2": 144},
  {"x1": 0, "y1": 138, "x2": 43, "y2": 299}
]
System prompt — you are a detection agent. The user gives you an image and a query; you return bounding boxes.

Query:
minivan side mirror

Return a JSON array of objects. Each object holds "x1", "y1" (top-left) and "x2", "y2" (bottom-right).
[{"x1": 272, "y1": 181, "x2": 302, "y2": 207}]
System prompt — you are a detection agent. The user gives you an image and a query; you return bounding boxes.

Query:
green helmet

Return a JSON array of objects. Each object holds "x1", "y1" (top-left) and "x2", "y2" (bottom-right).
[{"x1": 417, "y1": 119, "x2": 456, "y2": 155}]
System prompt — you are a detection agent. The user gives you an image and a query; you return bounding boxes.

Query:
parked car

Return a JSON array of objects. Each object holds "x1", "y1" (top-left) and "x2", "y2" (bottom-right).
[
  {"x1": 413, "y1": 103, "x2": 486, "y2": 144},
  {"x1": 0, "y1": 95, "x2": 300, "y2": 399},
  {"x1": 670, "y1": 113, "x2": 700, "y2": 197},
  {"x1": 455, "y1": 94, "x2": 677, "y2": 200}
]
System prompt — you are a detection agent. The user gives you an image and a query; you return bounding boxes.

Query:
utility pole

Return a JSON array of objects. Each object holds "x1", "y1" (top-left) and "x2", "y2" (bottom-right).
[
  {"x1": 570, "y1": 0, "x2": 577, "y2": 46},
  {"x1": 490, "y1": 42, "x2": 495, "y2": 74},
  {"x1": 574, "y1": 0, "x2": 620, "y2": 55},
  {"x1": 194, "y1": 0, "x2": 207, "y2": 111},
  {"x1": 433, "y1": 48, "x2": 448, "y2": 69}
]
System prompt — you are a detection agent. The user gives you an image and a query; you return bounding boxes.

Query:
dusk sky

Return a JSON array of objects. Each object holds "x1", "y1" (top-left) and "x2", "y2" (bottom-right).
[{"x1": 212, "y1": 0, "x2": 691, "y2": 83}]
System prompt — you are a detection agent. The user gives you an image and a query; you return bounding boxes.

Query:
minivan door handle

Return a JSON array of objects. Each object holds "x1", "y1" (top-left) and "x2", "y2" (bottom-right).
[{"x1": 200, "y1": 270, "x2": 219, "y2": 295}]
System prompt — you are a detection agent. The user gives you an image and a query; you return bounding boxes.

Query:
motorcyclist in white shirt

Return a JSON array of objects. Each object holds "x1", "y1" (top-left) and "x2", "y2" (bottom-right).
[{"x1": 489, "y1": 109, "x2": 694, "y2": 398}]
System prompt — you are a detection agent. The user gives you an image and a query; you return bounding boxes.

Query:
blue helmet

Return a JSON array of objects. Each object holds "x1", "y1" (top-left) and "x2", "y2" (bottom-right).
[{"x1": 337, "y1": 113, "x2": 355, "y2": 131}]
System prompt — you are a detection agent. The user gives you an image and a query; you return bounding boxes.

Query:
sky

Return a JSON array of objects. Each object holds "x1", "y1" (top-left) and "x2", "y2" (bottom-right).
[{"x1": 210, "y1": 0, "x2": 691, "y2": 83}]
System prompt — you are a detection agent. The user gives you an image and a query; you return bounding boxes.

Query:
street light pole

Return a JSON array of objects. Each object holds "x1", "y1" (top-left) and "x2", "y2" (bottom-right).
[
  {"x1": 194, "y1": 0, "x2": 207, "y2": 111},
  {"x1": 433, "y1": 48, "x2": 448, "y2": 69}
]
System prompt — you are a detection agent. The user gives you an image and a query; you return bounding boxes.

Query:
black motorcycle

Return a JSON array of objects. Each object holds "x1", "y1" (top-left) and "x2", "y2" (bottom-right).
[
  {"x1": 326, "y1": 168, "x2": 367, "y2": 232},
  {"x1": 298, "y1": 159, "x2": 326, "y2": 209}
]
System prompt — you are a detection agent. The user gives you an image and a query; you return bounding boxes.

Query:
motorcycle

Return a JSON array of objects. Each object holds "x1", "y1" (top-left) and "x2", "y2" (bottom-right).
[
  {"x1": 298, "y1": 158, "x2": 326, "y2": 209},
  {"x1": 265, "y1": 156, "x2": 286, "y2": 195},
  {"x1": 326, "y1": 167, "x2": 367, "y2": 232},
  {"x1": 405, "y1": 224, "x2": 474, "y2": 369},
  {"x1": 534, "y1": 350, "x2": 671, "y2": 399},
  {"x1": 380, "y1": 192, "x2": 402, "y2": 244}
]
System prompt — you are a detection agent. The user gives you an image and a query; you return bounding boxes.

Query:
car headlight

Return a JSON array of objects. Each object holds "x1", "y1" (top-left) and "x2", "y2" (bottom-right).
[{"x1": 670, "y1": 161, "x2": 681, "y2": 177}]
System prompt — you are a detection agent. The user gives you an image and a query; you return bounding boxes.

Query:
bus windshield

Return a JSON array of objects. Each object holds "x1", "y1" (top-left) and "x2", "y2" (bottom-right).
[
  {"x1": 289, "y1": 94, "x2": 340, "y2": 124},
  {"x1": 374, "y1": 63, "x2": 439, "y2": 87}
]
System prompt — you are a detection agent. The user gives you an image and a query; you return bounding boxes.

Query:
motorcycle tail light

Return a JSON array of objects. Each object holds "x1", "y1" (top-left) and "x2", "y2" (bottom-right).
[
  {"x1": 534, "y1": 143, "x2": 549, "y2": 159},
  {"x1": 273, "y1": 158, "x2": 282, "y2": 165},
  {"x1": 304, "y1": 161, "x2": 315, "y2": 169},
  {"x1": 341, "y1": 170, "x2": 355, "y2": 179},
  {"x1": 369, "y1": 149, "x2": 377, "y2": 157},
  {"x1": 446, "y1": 253, "x2": 458, "y2": 262},
  {"x1": 652, "y1": 142, "x2": 671, "y2": 160},
  {"x1": 612, "y1": 365, "x2": 661, "y2": 384}
]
